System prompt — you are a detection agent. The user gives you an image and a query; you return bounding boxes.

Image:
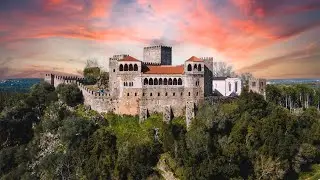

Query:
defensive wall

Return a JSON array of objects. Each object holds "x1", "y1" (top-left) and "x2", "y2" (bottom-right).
[
  {"x1": 44, "y1": 74, "x2": 117, "y2": 114},
  {"x1": 44, "y1": 74, "x2": 200, "y2": 127}
]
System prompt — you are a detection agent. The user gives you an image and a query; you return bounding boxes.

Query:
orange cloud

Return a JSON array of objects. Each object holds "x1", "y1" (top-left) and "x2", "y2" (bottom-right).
[{"x1": 89, "y1": 0, "x2": 115, "y2": 18}]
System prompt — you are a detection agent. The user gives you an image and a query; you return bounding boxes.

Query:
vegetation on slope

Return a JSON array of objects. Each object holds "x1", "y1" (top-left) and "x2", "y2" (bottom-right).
[{"x1": 0, "y1": 82, "x2": 319, "y2": 180}]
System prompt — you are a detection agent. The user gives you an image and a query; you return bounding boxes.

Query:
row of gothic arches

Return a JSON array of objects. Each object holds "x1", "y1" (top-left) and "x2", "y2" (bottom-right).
[
  {"x1": 119, "y1": 64, "x2": 139, "y2": 71},
  {"x1": 187, "y1": 64, "x2": 202, "y2": 71},
  {"x1": 144, "y1": 78, "x2": 183, "y2": 85}
]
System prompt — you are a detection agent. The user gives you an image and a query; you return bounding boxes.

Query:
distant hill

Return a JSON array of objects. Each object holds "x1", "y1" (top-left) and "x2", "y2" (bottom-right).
[{"x1": 0, "y1": 78, "x2": 41, "y2": 93}]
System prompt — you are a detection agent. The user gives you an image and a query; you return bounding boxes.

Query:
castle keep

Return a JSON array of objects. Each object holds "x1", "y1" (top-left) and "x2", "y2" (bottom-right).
[{"x1": 44, "y1": 45, "x2": 253, "y2": 126}]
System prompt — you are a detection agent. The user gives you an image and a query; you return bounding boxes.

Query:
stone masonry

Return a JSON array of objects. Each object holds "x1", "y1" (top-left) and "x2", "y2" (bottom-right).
[{"x1": 44, "y1": 45, "x2": 245, "y2": 127}]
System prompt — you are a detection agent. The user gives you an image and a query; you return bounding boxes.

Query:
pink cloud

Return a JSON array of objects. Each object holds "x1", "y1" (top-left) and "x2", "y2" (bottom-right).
[{"x1": 89, "y1": 0, "x2": 115, "y2": 18}]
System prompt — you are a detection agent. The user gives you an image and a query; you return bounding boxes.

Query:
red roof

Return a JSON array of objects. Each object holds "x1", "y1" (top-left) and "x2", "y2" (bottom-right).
[
  {"x1": 143, "y1": 65, "x2": 184, "y2": 74},
  {"x1": 186, "y1": 56, "x2": 203, "y2": 62},
  {"x1": 118, "y1": 56, "x2": 140, "y2": 62}
]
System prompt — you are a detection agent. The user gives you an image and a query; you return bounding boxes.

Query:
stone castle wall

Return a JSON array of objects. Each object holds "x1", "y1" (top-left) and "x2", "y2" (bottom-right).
[
  {"x1": 44, "y1": 74, "x2": 116, "y2": 113},
  {"x1": 143, "y1": 46, "x2": 172, "y2": 65},
  {"x1": 202, "y1": 57, "x2": 214, "y2": 96}
]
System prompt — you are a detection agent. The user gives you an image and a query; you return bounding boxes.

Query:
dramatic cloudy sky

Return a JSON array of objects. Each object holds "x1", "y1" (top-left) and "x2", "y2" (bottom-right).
[{"x1": 0, "y1": 0, "x2": 320, "y2": 79}]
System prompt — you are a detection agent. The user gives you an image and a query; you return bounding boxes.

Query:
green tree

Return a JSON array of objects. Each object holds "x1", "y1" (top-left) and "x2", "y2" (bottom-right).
[
  {"x1": 24, "y1": 81, "x2": 57, "y2": 117},
  {"x1": 56, "y1": 83, "x2": 84, "y2": 107}
]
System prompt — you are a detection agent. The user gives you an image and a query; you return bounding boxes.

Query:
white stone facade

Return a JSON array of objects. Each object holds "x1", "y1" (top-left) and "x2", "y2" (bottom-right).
[{"x1": 212, "y1": 77, "x2": 242, "y2": 96}]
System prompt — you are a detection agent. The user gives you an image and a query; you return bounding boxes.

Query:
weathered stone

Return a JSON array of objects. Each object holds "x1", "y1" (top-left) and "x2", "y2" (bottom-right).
[
  {"x1": 163, "y1": 105, "x2": 172, "y2": 123},
  {"x1": 185, "y1": 101, "x2": 195, "y2": 129},
  {"x1": 139, "y1": 106, "x2": 148, "y2": 123}
]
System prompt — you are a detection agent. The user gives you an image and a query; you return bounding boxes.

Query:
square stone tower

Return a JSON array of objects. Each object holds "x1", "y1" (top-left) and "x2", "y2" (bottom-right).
[{"x1": 143, "y1": 45, "x2": 172, "y2": 65}]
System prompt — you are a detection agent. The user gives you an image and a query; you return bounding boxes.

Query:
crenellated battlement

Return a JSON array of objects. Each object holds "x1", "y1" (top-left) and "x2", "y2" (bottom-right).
[
  {"x1": 113, "y1": 54, "x2": 129, "y2": 58},
  {"x1": 144, "y1": 45, "x2": 172, "y2": 49},
  {"x1": 45, "y1": 73, "x2": 84, "y2": 81},
  {"x1": 142, "y1": 62, "x2": 162, "y2": 65},
  {"x1": 43, "y1": 44, "x2": 210, "y2": 126},
  {"x1": 200, "y1": 57, "x2": 215, "y2": 61},
  {"x1": 143, "y1": 45, "x2": 172, "y2": 65}
]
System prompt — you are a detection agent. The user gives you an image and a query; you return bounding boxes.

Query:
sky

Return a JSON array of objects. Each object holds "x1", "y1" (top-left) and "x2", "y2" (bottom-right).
[{"x1": 0, "y1": 0, "x2": 320, "y2": 79}]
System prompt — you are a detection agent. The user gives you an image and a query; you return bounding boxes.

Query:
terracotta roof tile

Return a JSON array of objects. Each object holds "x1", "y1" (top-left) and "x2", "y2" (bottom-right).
[
  {"x1": 143, "y1": 65, "x2": 184, "y2": 74},
  {"x1": 118, "y1": 56, "x2": 140, "y2": 62},
  {"x1": 186, "y1": 56, "x2": 203, "y2": 62}
]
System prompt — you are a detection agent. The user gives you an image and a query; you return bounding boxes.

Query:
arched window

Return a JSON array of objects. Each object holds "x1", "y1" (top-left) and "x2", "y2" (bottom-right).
[
  {"x1": 168, "y1": 78, "x2": 172, "y2": 85},
  {"x1": 194, "y1": 64, "x2": 197, "y2": 70},
  {"x1": 154, "y1": 78, "x2": 158, "y2": 85},
  {"x1": 198, "y1": 64, "x2": 201, "y2": 71},
  {"x1": 119, "y1": 64, "x2": 123, "y2": 71},
  {"x1": 149, "y1": 78, "x2": 153, "y2": 85},
  {"x1": 134, "y1": 64, "x2": 138, "y2": 71},
  {"x1": 173, "y1": 78, "x2": 177, "y2": 85},
  {"x1": 129, "y1": 64, "x2": 133, "y2": 71},
  {"x1": 124, "y1": 64, "x2": 128, "y2": 71},
  {"x1": 159, "y1": 78, "x2": 163, "y2": 85},
  {"x1": 164, "y1": 78, "x2": 168, "y2": 85},
  {"x1": 229, "y1": 82, "x2": 231, "y2": 91},
  {"x1": 187, "y1": 64, "x2": 192, "y2": 71},
  {"x1": 235, "y1": 82, "x2": 238, "y2": 92},
  {"x1": 123, "y1": 82, "x2": 126, "y2": 86},
  {"x1": 144, "y1": 78, "x2": 148, "y2": 85},
  {"x1": 178, "y1": 78, "x2": 182, "y2": 85}
]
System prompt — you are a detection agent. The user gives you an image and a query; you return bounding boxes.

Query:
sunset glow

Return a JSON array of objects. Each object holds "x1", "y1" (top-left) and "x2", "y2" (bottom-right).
[{"x1": 0, "y1": 0, "x2": 320, "y2": 79}]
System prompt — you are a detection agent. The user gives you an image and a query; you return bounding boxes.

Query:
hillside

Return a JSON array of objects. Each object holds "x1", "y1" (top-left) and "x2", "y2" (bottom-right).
[{"x1": 0, "y1": 82, "x2": 319, "y2": 180}]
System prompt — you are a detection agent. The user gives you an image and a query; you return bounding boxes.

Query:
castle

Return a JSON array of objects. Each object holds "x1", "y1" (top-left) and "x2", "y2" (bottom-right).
[{"x1": 44, "y1": 45, "x2": 266, "y2": 127}]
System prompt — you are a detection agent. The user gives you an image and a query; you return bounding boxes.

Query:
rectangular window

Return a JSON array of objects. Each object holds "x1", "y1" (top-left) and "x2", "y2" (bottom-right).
[
  {"x1": 158, "y1": 93, "x2": 160, "y2": 96},
  {"x1": 252, "y1": 82, "x2": 256, "y2": 87},
  {"x1": 235, "y1": 82, "x2": 238, "y2": 92},
  {"x1": 135, "y1": 93, "x2": 137, "y2": 96},
  {"x1": 173, "y1": 93, "x2": 175, "y2": 96}
]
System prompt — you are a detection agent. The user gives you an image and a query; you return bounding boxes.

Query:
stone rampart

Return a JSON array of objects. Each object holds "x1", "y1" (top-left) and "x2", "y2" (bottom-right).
[{"x1": 44, "y1": 73, "x2": 201, "y2": 127}]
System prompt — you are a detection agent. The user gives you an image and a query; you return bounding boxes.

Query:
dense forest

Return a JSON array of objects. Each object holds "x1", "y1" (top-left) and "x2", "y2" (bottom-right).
[
  {"x1": 266, "y1": 84, "x2": 320, "y2": 111},
  {"x1": 0, "y1": 82, "x2": 320, "y2": 180}
]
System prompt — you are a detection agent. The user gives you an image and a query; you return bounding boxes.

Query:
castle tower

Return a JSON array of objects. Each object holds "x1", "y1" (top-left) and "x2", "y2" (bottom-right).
[
  {"x1": 109, "y1": 54, "x2": 129, "y2": 96},
  {"x1": 143, "y1": 45, "x2": 172, "y2": 65},
  {"x1": 184, "y1": 56, "x2": 205, "y2": 101}
]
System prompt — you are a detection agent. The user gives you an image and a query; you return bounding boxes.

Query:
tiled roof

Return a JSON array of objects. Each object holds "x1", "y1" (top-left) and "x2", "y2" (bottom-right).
[
  {"x1": 143, "y1": 65, "x2": 184, "y2": 74},
  {"x1": 118, "y1": 56, "x2": 140, "y2": 62},
  {"x1": 186, "y1": 56, "x2": 203, "y2": 62}
]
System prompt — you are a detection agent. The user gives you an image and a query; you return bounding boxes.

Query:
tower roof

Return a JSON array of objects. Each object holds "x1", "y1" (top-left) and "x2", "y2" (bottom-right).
[
  {"x1": 118, "y1": 56, "x2": 140, "y2": 62},
  {"x1": 186, "y1": 56, "x2": 203, "y2": 62}
]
